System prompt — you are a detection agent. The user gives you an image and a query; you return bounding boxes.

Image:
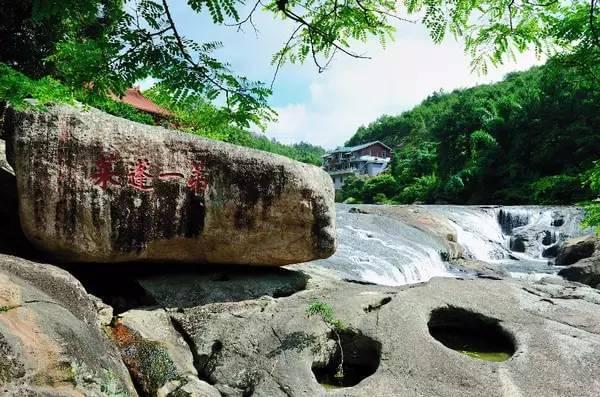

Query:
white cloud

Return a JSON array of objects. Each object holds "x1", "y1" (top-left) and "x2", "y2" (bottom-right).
[{"x1": 264, "y1": 24, "x2": 543, "y2": 149}]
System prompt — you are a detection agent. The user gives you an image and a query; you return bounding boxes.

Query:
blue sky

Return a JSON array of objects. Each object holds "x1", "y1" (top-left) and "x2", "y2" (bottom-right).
[{"x1": 158, "y1": 2, "x2": 542, "y2": 149}]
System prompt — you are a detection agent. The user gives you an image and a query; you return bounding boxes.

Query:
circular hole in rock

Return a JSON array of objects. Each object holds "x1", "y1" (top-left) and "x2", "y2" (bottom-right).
[
  {"x1": 312, "y1": 329, "x2": 381, "y2": 389},
  {"x1": 428, "y1": 306, "x2": 515, "y2": 362}
]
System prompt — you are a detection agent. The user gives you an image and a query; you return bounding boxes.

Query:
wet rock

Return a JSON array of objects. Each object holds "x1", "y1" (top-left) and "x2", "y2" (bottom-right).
[
  {"x1": 509, "y1": 235, "x2": 527, "y2": 252},
  {"x1": 555, "y1": 235, "x2": 599, "y2": 266},
  {"x1": 3, "y1": 105, "x2": 336, "y2": 265},
  {"x1": 542, "y1": 244, "x2": 559, "y2": 258},
  {"x1": 0, "y1": 254, "x2": 136, "y2": 396},
  {"x1": 558, "y1": 256, "x2": 600, "y2": 288},
  {"x1": 497, "y1": 209, "x2": 529, "y2": 235}
]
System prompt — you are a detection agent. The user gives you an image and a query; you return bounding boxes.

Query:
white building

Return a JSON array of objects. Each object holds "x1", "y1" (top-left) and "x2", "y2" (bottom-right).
[{"x1": 322, "y1": 141, "x2": 392, "y2": 189}]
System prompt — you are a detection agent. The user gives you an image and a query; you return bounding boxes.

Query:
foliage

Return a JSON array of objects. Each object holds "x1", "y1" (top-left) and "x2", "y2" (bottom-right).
[
  {"x1": 145, "y1": 85, "x2": 326, "y2": 164},
  {"x1": 583, "y1": 161, "x2": 600, "y2": 233},
  {"x1": 0, "y1": 63, "x2": 325, "y2": 165},
  {"x1": 306, "y1": 300, "x2": 347, "y2": 380},
  {"x1": 2, "y1": 0, "x2": 598, "y2": 127},
  {"x1": 582, "y1": 204, "x2": 600, "y2": 234},
  {"x1": 0, "y1": 63, "x2": 154, "y2": 124},
  {"x1": 396, "y1": 174, "x2": 438, "y2": 204},
  {"x1": 0, "y1": 64, "x2": 75, "y2": 109},
  {"x1": 343, "y1": 59, "x2": 600, "y2": 205},
  {"x1": 530, "y1": 175, "x2": 582, "y2": 205},
  {"x1": 340, "y1": 175, "x2": 366, "y2": 203},
  {"x1": 362, "y1": 174, "x2": 398, "y2": 204},
  {"x1": 306, "y1": 300, "x2": 345, "y2": 332}
]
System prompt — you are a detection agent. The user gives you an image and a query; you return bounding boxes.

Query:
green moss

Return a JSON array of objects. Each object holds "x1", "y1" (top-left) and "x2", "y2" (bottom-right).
[
  {"x1": 460, "y1": 350, "x2": 512, "y2": 362},
  {"x1": 0, "y1": 305, "x2": 19, "y2": 313},
  {"x1": 321, "y1": 383, "x2": 345, "y2": 390},
  {"x1": 111, "y1": 323, "x2": 178, "y2": 396}
]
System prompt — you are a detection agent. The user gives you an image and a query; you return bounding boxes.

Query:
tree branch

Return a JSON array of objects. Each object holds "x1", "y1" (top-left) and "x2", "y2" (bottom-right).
[
  {"x1": 161, "y1": 0, "x2": 239, "y2": 103},
  {"x1": 271, "y1": 24, "x2": 303, "y2": 89},
  {"x1": 281, "y1": 8, "x2": 370, "y2": 59},
  {"x1": 225, "y1": 0, "x2": 261, "y2": 35}
]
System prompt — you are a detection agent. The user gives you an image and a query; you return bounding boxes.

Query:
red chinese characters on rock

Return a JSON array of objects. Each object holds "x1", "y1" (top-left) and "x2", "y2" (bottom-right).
[
  {"x1": 187, "y1": 160, "x2": 208, "y2": 193},
  {"x1": 91, "y1": 155, "x2": 209, "y2": 193},
  {"x1": 128, "y1": 159, "x2": 154, "y2": 191},
  {"x1": 158, "y1": 172, "x2": 184, "y2": 181},
  {"x1": 93, "y1": 154, "x2": 120, "y2": 190}
]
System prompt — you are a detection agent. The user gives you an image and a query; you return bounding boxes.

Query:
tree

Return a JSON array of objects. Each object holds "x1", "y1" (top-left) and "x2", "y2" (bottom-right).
[
  {"x1": 583, "y1": 161, "x2": 600, "y2": 233},
  {"x1": 362, "y1": 174, "x2": 397, "y2": 203},
  {"x1": 2, "y1": 0, "x2": 598, "y2": 128},
  {"x1": 340, "y1": 59, "x2": 600, "y2": 205}
]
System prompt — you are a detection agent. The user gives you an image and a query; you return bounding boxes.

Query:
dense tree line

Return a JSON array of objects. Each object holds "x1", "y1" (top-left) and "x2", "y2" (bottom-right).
[{"x1": 341, "y1": 59, "x2": 600, "y2": 205}]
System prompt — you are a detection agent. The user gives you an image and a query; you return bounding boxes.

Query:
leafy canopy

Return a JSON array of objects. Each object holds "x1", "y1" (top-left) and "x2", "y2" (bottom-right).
[
  {"x1": 583, "y1": 161, "x2": 600, "y2": 233},
  {"x1": 3, "y1": 0, "x2": 598, "y2": 126}
]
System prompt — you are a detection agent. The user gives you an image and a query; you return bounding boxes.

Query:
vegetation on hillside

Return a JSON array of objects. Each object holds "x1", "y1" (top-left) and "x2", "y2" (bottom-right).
[
  {"x1": 583, "y1": 162, "x2": 600, "y2": 233},
  {"x1": 340, "y1": 60, "x2": 600, "y2": 207}
]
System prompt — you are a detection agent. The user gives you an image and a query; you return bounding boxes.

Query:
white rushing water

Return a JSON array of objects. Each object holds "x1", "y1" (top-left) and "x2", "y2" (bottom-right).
[{"x1": 311, "y1": 204, "x2": 589, "y2": 286}]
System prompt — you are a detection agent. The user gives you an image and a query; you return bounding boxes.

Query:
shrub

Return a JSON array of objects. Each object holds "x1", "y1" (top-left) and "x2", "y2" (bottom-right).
[
  {"x1": 530, "y1": 174, "x2": 582, "y2": 204},
  {"x1": 340, "y1": 175, "x2": 366, "y2": 202},
  {"x1": 362, "y1": 174, "x2": 398, "y2": 203},
  {"x1": 396, "y1": 174, "x2": 438, "y2": 203}
]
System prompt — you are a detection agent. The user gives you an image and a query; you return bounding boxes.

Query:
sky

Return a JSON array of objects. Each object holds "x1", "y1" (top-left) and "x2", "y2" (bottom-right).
[{"x1": 156, "y1": 3, "x2": 543, "y2": 149}]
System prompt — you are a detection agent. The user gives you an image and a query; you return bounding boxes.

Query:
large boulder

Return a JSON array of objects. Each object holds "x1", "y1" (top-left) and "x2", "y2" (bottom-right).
[
  {"x1": 3, "y1": 105, "x2": 335, "y2": 265},
  {"x1": 555, "y1": 235, "x2": 599, "y2": 266},
  {"x1": 559, "y1": 256, "x2": 600, "y2": 288},
  {"x1": 0, "y1": 254, "x2": 137, "y2": 396}
]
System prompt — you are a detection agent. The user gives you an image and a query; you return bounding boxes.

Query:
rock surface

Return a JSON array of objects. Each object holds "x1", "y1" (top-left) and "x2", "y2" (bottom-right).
[
  {"x1": 559, "y1": 256, "x2": 600, "y2": 288},
  {"x1": 107, "y1": 266, "x2": 600, "y2": 397},
  {"x1": 3, "y1": 105, "x2": 335, "y2": 265},
  {"x1": 0, "y1": 254, "x2": 136, "y2": 396},
  {"x1": 555, "y1": 235, "x2": 599, "y2": 266}
]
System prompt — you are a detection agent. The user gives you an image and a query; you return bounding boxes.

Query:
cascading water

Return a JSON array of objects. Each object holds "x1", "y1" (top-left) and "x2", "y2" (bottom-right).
[
  {"x1": 434, "y1": 206, "x2": 589, "y2": 280},
  {"x1": 310, "y1": 204, "x2": 590, "y2": 285},
  {"x1": 309, "y1": 205, "x2": 451, "y2": 286}
]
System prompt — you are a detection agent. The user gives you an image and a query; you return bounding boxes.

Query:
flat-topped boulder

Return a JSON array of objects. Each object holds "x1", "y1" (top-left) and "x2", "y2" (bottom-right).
[{"x1": 3, "y1": 105, "x2": 336, "y2": 265}]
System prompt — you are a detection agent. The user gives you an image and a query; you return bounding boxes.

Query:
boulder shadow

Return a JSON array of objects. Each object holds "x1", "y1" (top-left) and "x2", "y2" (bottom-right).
[
  {"x1": 0, "y1": 165, "x2": 47, "y2": 261},
  {"x1": 62, "y1": 262, "x2": 310, "y2": 314}
]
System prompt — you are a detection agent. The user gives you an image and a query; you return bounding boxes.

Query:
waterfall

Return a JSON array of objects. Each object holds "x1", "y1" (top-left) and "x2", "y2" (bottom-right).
[
  {"x1": 309, "y1": 204, "x2": 590, "y2": 286},
  {"x1": 309, "y1": 205, "x2": 451, "y2": 286}
]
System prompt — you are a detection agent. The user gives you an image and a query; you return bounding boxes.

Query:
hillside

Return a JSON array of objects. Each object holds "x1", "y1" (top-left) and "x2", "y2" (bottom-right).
[{"x1": 342, "y1": 60, "x2": 600, "y2": 205}]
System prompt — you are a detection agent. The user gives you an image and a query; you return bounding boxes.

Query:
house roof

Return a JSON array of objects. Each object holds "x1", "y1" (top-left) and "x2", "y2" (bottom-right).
[
  {"x1": 118, "y1": 88, "x2": 171, "y2": 117},
  {"x1": 323, "y1": 141, "x2": 392, "y2": 157}
]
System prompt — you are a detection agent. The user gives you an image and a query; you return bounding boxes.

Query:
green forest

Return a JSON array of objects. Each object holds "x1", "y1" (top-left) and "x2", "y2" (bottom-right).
[{"x1": 340, "y1": 59, "x2": 600, "y2": 211}]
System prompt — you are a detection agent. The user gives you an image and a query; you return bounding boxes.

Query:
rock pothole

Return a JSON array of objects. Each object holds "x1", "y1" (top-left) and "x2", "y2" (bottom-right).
[
  {"x1": 312, "y1": 329, "x2": 381, "y2": 389},
  {"x1": 428, "y1": 306, "x2": 515, "y2": 362}
]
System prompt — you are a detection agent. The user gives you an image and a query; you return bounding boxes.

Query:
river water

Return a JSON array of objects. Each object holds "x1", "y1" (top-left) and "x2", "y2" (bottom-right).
[{"x1": 308, "y1": 204, "x2": 590, "y2": 285}]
